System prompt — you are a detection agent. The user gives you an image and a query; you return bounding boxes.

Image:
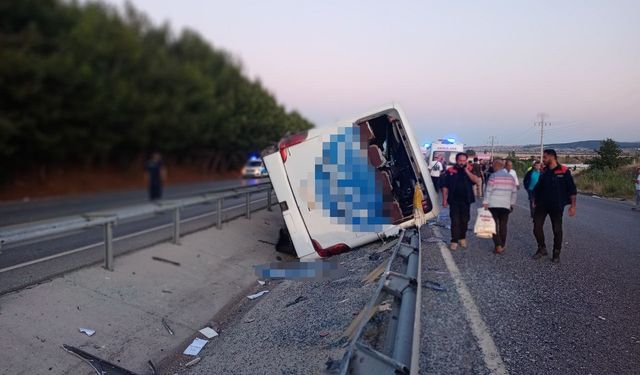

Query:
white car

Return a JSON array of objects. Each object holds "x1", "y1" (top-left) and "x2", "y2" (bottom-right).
[
  {"x1": 263, "y1": 104, "x2": 439, "y2": 259},
  {"x1": 242, "y1": 158, "x2": 268, "y2": 178}
]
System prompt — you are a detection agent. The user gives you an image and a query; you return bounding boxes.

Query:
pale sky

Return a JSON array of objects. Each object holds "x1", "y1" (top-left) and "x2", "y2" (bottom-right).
[{"x1": 103, "y1": 0, "x2": 639, "y2": 146}]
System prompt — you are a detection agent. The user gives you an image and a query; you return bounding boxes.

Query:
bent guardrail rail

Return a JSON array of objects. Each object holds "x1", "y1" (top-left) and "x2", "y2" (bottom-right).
[
  {"x1": 339, "y1": 227, "x2": 422, "y2": 375},
  {"x1": 0, "y1": 182, "x2": 275, "y2": 272}
]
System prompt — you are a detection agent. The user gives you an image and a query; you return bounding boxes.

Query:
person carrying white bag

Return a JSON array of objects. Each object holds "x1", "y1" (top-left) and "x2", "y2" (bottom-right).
[
  {"x1": 474, "y1": 207, "x2": 496, "y2": 239},
  {"x1": 481, "y1": 159, "x2": 518, "y2": 254}
]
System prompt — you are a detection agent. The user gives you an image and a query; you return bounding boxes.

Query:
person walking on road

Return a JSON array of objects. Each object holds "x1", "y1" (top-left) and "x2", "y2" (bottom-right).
[
  {"x1": 532, "y1": 149, "x2": 577, "y2": 263},
  {"x1": 523, "y1": 161, "x2": 542, "y2": 218},
  {"x1": 634, "y1": 167, "x2": 640, "y2": 210},
  {"x1": 483, "y1": 159, "x2": 517, "y2": 254},
  {"x1": 472, "y1": 157, "x2": 484, "y2": 198},
  {"x1": 145, "y1": 152, "x2": 167, "y2": 201},
  {"x1": 505, "y1": 159, "x2": 520, "y2": 190},
  {"x1": 429, "y1": 155, "x2": 444, "y2": 192},
  {"x1": 442, "y1": 152, "x2": 481, "y2": 250}
]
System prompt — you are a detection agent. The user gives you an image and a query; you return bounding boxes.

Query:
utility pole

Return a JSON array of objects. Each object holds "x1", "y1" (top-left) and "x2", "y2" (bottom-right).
[
  {"x1": 488, "y1": 136, "x2": 496, "y2": 162},
  {"x1": 535, "y1": 113, "x2": 550, "y2": 162}
]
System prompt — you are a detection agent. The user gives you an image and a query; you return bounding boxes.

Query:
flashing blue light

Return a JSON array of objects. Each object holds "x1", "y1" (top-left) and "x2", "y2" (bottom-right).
[
  {"x1": 249, "y1": 155, "x2": 259, "y2": 161},
  {"x1": 446, "y1": 138, "x2": 456, "y2": 144},
  {"x1": 423, "y1": 143, "x2": 431, "y2": 149}
]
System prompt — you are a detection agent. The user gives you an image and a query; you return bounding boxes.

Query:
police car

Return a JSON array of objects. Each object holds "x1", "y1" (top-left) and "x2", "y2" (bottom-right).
[
  {"x1": 242, "y1": 157, "x2": 268, "y2": 178},
  {"x1": 263, "y1": 104, "x2": 439, "y2": 259}
]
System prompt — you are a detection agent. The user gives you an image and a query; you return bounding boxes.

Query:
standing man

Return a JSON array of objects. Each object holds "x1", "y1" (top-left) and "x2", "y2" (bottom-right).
[
  {"x1": 532, "y1": 149, "x2": 577, "y2": 263},
  {"x1": 442, "y1": 152, "x2": 481, "y2": 250},
  {"x1": 523, "y1": 161, "x2": 542, "y2": 218},
  {"x1": 471, "y1": 157, "x2": 484, "y2": 197},
  {"x1": 428, "y1": 155, "x2": 444, "y2": 192},
  {"x1": 145, "y1": 152, "x2": 167, "y2": 201},
  {"x1": 633, "y1": 167, "x2": 640, "y2": 211},
  {"x1": 505, "y1": 160, "x2": 521, "y2": 190},
  {"x1": 483, "y1": 159, "x2": 517, "y2": 254}
]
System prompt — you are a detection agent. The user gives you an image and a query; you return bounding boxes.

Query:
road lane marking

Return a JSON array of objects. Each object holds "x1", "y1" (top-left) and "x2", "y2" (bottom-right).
[{"x1": 432, "y1": 227, "x2": 509, "y2": 375}]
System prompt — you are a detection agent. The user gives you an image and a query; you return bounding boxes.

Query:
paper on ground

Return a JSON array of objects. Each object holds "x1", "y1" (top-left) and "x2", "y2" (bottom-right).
[
  {"x1": 247, "y1": 290, "x2": 269, "y2": 300},
  {"x1": 257, "y1": 280, "x2": 266, "y2": 285},
  {"x1": 183, "y1": 338, "x2": 209, "y2": 356},
  {"x1": 79, "y1": 328, "x2": 95, "y2": 336},
  {"x1": 199, "y1": 327, "x2": 218, "y2": 339}
]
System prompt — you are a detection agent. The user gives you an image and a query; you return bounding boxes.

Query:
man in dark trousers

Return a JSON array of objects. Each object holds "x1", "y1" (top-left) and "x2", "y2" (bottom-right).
[
  {"x1": 532, "y1": 149, "x2": 577, "y2": 263},
  {"x1": 442, "y1": 152, "x2": 481, "y2": 250},
  {"x1": 145, "y1": 152, "x2": 167, "y2": 201}
]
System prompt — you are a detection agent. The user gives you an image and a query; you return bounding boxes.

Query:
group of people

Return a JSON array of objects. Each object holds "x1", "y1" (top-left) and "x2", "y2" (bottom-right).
[{"x1": 429, "y1": 149, "x2": 577, "y2": 263}]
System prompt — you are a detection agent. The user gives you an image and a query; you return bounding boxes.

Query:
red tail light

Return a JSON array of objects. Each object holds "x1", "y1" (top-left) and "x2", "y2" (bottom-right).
[
  {"x1": 312, "y1": 239, "x2": 350, "y2": 257},
  {"x1": 278, "y1": 132, "x2": 308, "y2": 162}
]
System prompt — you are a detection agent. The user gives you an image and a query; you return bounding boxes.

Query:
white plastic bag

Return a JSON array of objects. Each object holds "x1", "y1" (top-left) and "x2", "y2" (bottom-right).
[{"x1": 474, "y1": 208, "x2": 496, "y2": 238}]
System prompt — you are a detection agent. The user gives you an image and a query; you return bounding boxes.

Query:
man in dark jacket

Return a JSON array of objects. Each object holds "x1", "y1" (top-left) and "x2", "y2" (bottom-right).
[
  {"x1": 532, "y1": 149, "x2": 577, "y2": 263},
  {"x1": 442, "y1": 152, "x2": 481, "y2": 250}
]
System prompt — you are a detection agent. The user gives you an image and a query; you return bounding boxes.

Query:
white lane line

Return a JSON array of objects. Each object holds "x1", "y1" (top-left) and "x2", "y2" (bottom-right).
[{"x1": 432, "y1": 227, "x2": 509, "y2": 375}]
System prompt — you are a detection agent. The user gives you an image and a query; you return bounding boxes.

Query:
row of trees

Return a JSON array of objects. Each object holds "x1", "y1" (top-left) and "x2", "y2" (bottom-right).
[{"x1": 0, "y1": 0, "x2": 313, "y2": 181}]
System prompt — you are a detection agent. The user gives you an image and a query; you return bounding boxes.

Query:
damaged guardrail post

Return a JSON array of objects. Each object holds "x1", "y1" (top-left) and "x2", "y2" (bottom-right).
[
  {"x1": 172, "y1": 207, "x2": 181, "y2": 245},
  {"x1": 245, "y1": 192, "x2": 251, "y2": 219},
  {"x1": 392, "y1": 232, "x2": 419, "y2": 366},
  {"x1": 267, "y1": 188, "x2": 273, "y2": 211},
  {"x1": 216, "y1": 198, "x2": 223, "y2": 229},
  {"x1": 103, "y1": 221, "x2": 114, "y2": 271}
]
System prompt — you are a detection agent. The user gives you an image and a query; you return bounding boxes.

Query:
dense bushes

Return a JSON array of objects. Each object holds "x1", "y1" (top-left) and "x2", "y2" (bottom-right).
[{"x1": 0, "y1": 0, "x2": 313, "y2": 181}]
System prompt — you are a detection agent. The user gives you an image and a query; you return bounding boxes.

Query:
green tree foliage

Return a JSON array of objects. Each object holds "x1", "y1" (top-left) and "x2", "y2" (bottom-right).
[
  {"x1": 587, "y1": 138, "x2": 631, "y2": 170},
  {"x1": 0, "y1": 0, "x2": 313, "y2": 179}
]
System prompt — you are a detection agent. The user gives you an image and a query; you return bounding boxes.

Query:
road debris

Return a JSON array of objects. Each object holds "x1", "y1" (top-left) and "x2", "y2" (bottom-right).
[
  {"x1": 161, "y1": 290, "x2": 173, "y2": 294},
  {"x1": 147, "y1": 360, "x2": 158, "y2": 375},
  {"x1": 185, "y1": 357, "x2": 202, "y2": 368},
  {"x1": 78, "y1": 328, "x2": 95, "y2": 337},
  {"x1": 378, "y1": 301, "x2": 392, "y2": 312},
  {"x1": 247, "y1": 290, "x2": 269, "y2": 300},
  {"x1": 597, "y1": 316, "x2": 607, "y2": 321},
  {"x1": 257, "y1": 280, "x2": 266, "y2": 285},
  {"x1": 183, "y1": 338, "x2": 208, "y2": 356},
  {"x1": 198, "y1": 327, "x2": 218, "y2": 339},
  {"x1": 338, "y1": 298, "x2": 349, "y2": 304},
  {"x1": 362, "y1": 263, "x2": 385, "y2": 284},
  {"x1": 285, "y1": 296, "x2": 308, "y2": 308},
  {"x1": 62, "y1": 344, "x2": 137, "y2": 375},
  {"x1": 161, "y1": 318, "x2": 174, "y2": 335},
  {"x1": 319, "y1": 331, "x2": 330, "y2": 337},
  {"x1": 423, "y1": 280, "x2": 447, "y2": 292},
  {"x1": 243, "y1": 318, "x2": 256, "y2": 323},
  {"x1": 151, "y1": 256, "x2": 181, "y2": 266}
]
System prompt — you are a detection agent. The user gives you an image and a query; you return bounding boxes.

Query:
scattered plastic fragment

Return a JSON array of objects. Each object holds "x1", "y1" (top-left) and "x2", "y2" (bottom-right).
[
  {"x1": 79, "y1": 328, "x2": 95, "y2": 337},
  {"x1": 247, "y1": 290, "x2": 269, "y2": 300},
  {"x1": 152, "y1": 256, "x2": 181, "y2": 266},
  {"x1": 285, "y1": 296, "x2": 307, "y2": 308},
  {"x1": 257, "y1": 280, "x2": 266, "y2": 286},
  {"x1": 597, "y1": 316, "x2": 606, "y2": 321},
  {"x1": 161, "y1": 318, "x2": 174, "y2": 335},
  {"x1": 62, "y1": 344, "x2": 137, "y2": 375},
  {"x1": 422, "y1": 280, "x2": 447, "y2": 292},
  {"x1": 338, "y1": 298, "x2": 349, "y2": 304},
  {"x1": 198, "y1": 327, "x2": 218, "y2": 339},
  {"x1": 183, "y1": 338, "x2": 208, "y2": 356},
  {"x1": 185, "y1": 357, "x2": 202, "y2": 368}
]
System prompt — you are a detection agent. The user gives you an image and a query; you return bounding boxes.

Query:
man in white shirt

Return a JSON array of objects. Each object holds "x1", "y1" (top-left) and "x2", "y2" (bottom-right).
[
  {"x1": 505, "y1": 160, "x2": 520, "y2": 190},
  {"x1": 429, "y1": 155, "x2": 444, "y2": 192}
]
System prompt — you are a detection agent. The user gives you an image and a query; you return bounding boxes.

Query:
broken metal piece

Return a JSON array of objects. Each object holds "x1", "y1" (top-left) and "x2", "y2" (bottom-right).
[
  {"x1": 161, "y1": 318, "x2": 174, "y2": 335},
  {"x1": 151, "y1": 256, "x2": 181, "y2": 266},
  {"x1": 62, "y1": 344, "x2": 138, "y2": 375}
]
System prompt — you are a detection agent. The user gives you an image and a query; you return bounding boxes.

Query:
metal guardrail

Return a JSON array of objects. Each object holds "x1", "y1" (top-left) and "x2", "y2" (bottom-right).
[
  {"x1": 0, "y1": 182, "x2": 275, "y2": 272},
  {"x1": 339, "y1": 227, "x2": 422, "y2": 375}
]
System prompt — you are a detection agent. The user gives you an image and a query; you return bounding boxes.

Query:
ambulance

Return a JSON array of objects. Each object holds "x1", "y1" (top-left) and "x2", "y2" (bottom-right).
[
  {"x1": 262, "y1": 104, "x2": 439, "y2": 259},
  {"x1": 424, "y1": 139, "x2": 465, "y2": 168}
]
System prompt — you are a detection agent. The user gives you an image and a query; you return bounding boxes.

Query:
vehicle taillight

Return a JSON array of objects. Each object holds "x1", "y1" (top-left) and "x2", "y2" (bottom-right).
[
  {"x1": 312, "y1": 239, "x2": 350, "y2": 257},
  {"x1": 278, "y1": 132, "x2": 308, "y2": 162}
]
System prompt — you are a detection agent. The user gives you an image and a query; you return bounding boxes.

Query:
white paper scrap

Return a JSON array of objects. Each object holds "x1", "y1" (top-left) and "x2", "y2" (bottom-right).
[
  {"x1": 79, "y1": 328, "x2": 95, "y2": 337},
  {"x1": 183, "y1": 338, "x2": 208, "y2": 356},
  {"x1": 199, "y1": 327, "x2": 218, "y2": 339},
  {"x1": 257, "y1": 280, "x2": 266, "y2": 286},
  {"x1": 247, "y1": 290, "x2": 269, "y2": 300}
]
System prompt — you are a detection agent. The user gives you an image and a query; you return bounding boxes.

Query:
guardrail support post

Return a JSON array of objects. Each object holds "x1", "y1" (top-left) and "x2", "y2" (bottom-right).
[
  {"x1": 104, "y1": 221, "x2": 114, "y2": 271},
  {"x1": 245, "y1": 192, "x2": 251, "y2": 219},
  {"x1": 172, "y1": 207, "x2": 181, "y2": 245},
  {"x1": 217, "y1": 198, "x2": 223, "y2": 229},
  {"x1": 267, "y1": 188, "x2": 273, "y2": 211}
]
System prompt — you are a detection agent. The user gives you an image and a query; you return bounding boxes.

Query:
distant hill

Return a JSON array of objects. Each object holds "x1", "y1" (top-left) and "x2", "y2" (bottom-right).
[{"x1": 524, "y1": 140, "x2": 640, "y2": 150}]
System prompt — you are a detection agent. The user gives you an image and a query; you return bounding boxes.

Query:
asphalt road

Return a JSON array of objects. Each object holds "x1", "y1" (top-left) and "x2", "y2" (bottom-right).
[
  {"x1": 0, "y1": 178, "x2": 261, "y2": 227},
  {"x1": 421, "y1": 189, "x2": 640, "y2": 374},
  {"x1": 161, "y1": 188, "x2": 639, "y2": 374}
]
